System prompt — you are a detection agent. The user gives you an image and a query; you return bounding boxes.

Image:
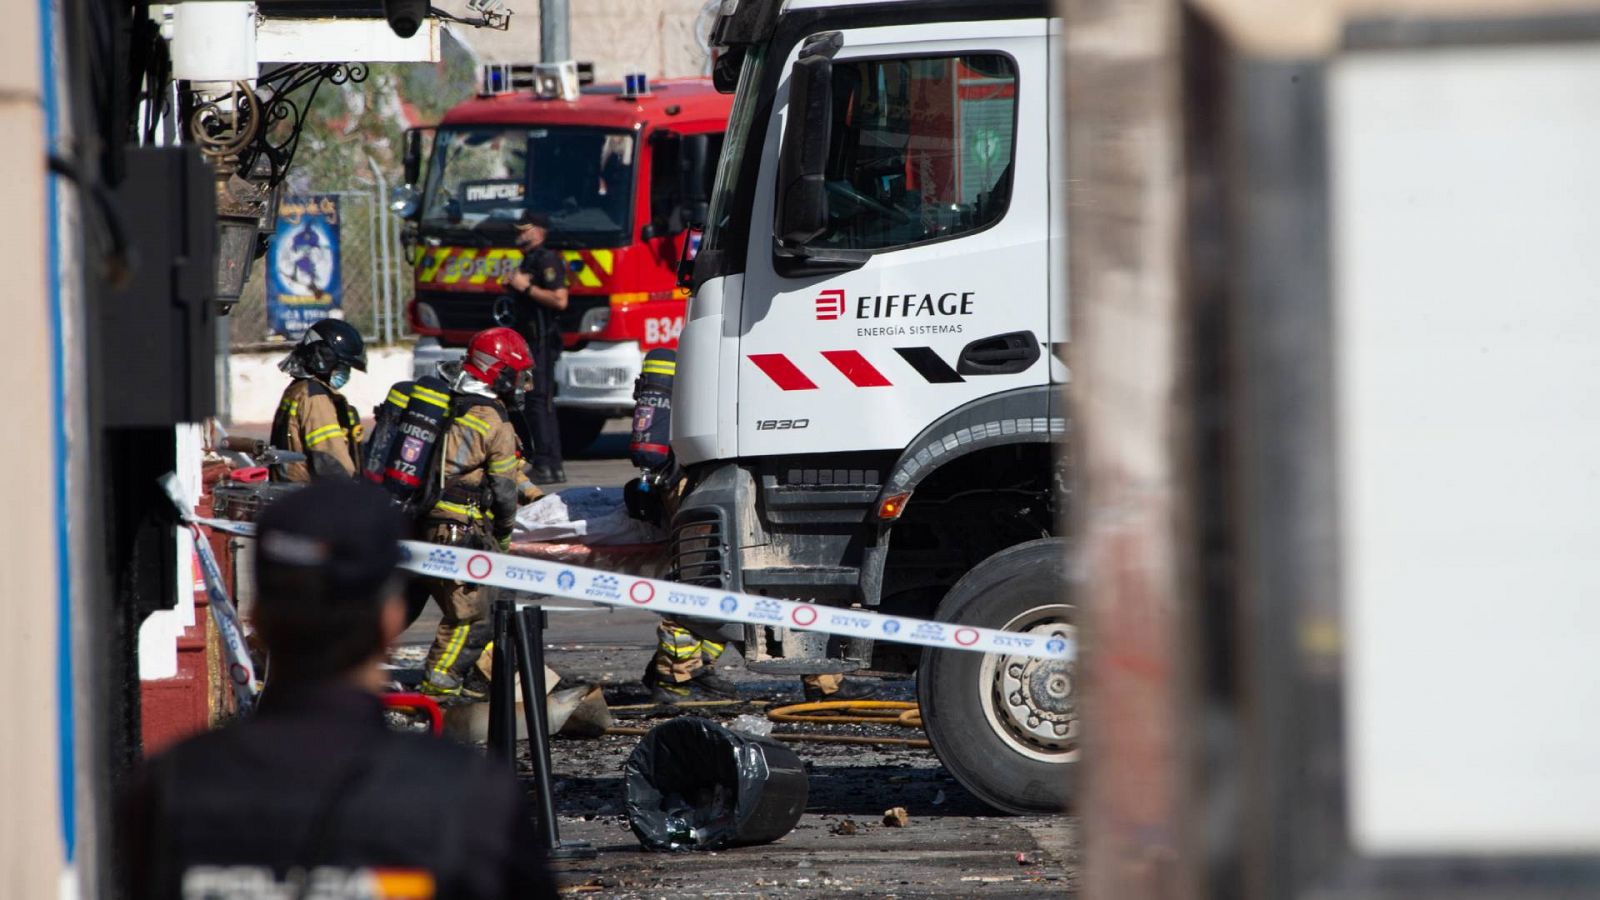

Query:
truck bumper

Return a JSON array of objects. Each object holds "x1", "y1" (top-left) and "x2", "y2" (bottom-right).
[
  {"x1": 410, "y1": 338, "x2": 639, "y2": 417},
  {"x1": 552, "y1": 340, "x2": 639, "y2": 416}
]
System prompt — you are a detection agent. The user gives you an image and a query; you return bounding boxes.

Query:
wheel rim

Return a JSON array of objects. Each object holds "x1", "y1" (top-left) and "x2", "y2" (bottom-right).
[{"x1": 977, "y1": 603, "x2": 1078, "y2": 764}]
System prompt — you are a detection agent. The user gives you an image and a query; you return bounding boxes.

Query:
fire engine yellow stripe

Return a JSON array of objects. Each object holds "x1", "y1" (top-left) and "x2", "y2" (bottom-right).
[
  {"x1": 439, "y1": 248, "x2": 477, "y2": 284},
  {"x1": 468, "y1": 248, "x2": 513, "y2": 285},
  {"x1": 562, "y1": 250, "x2": 603, "y2": 288},
  {"x1": 590, "y1": 248, "x2": 614, "y2": 275},
  {"x1": 418, "y1": 247, "x2": 452, "y2": 283},
  {"x1": 457, "y1": 414, "x2": 490, "y2": 435}
]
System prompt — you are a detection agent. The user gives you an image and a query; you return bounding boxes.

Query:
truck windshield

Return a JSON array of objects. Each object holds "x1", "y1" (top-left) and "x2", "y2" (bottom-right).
[
  {"x1": 421, "y1": 126, "x2": 635, "y2": 248},
  {"x1": 702, "y1": 44, "x2": 767, "y2": 254}
]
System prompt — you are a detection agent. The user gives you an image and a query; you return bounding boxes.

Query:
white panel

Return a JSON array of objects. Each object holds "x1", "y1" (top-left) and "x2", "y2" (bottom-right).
[
  {"x1": 256, "y1": 18, "x2": 440, "y2": 64},
  {"x1": 170, "y1": 2, "x2": 259, "y2": 82},
  {"x1": 1333, "y1": 43, "x2": 1600, "y2": 853}
]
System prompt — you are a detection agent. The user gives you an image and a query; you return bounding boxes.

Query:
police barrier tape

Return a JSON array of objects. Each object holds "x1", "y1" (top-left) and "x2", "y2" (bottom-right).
[
  {"x1": 168, "y1": 491, "x2": 1072, "y2": 661},
  {"x1": 396, "y1": 541, "x2": 1073, "y2": 661},
  {"x1": 159, "y1": 474, "x2": 259, "y2": 711}
]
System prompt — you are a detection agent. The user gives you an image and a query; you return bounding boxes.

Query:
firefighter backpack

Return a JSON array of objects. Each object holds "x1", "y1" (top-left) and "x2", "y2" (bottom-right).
[
  {"x1": 630, "y1": 349, "x2": 675, "y2": 473},
  {"x1": 379, "y1": 375, "x2": 452, "y2": 512},
  {"x1": 362, "y1": 381, "x2": 413, "y2": 484}
]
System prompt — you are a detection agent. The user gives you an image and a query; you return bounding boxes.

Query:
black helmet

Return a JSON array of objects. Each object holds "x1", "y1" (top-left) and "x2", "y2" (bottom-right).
[{"x1": 300, "y1": 319, "x2": 368, "y2": 375}]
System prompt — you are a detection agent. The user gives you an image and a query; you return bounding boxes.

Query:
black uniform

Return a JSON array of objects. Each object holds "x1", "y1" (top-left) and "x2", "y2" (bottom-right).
[
  {"x1": 512, "y1": 247, "x2": 567, "y2": 472},
  {"x1": 119, "y1": 685, "x2": 555, "y2": 900}
]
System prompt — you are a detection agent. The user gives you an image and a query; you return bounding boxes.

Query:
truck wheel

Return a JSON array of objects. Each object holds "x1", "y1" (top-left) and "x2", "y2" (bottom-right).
[
  {"x1": 918, "y1": 537, "x2": 1076, "y2": 814},
  {"x1": 557, "y1": 410, "x2": 607, "y2": 457}
]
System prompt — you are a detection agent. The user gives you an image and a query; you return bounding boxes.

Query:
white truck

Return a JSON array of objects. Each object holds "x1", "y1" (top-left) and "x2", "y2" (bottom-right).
[{"x1": 670, "y1": 0, "x2": 1071, "y2": 812}]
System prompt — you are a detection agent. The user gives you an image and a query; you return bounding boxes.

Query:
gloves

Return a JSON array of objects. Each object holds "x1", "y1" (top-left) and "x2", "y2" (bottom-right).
[{"x1": 497, "y1": 534, "x2": 512, "y2": 553}]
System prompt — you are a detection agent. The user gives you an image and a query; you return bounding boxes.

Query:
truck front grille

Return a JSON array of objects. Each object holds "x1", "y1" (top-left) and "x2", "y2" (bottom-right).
[
  {"x1": 422, "y1": 292, "x2": 498, "y2": 333},
  {"x1": 669, "y1": 509, "x2": 728, "y2": 588}
]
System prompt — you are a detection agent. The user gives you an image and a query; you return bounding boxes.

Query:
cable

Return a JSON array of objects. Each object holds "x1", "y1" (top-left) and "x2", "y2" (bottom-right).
[{"x1": 766, "y1": 700, "x2": 922, "y2": 728}]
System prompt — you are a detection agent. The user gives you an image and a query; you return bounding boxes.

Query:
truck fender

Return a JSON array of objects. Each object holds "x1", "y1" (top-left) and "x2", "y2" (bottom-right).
[{"x1": 859, "y1": 385, "x2": 1066, "y2": 606}]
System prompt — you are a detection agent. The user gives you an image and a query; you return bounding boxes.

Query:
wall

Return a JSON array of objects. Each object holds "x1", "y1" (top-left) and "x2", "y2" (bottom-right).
[
  {"x1": 226, "y1": 345, "x2": 416, "y2": 428},
  {"x1": 443, "y1": 0, "x2": 716, "y2": 82},
  {"x1": 1, "y1": 0, "x2": 67, "y2": 895}
]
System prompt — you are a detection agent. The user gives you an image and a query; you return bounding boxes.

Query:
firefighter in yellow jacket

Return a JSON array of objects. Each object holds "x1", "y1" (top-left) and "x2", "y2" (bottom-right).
[
  {"x1": 270, "y1": 319, "x2": 367, "y2": 482},
  {"x1": 418, "y1": 327, "x2": 543, "y2": 701}
]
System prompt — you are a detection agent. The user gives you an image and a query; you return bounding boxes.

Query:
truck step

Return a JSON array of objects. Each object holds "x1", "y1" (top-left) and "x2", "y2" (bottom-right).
[{"x1": 742, "y1": 566, "x2": 861, "y2": 588}]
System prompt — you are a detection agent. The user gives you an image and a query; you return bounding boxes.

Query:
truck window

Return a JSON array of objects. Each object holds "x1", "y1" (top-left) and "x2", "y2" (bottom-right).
[
  {"x1": 650, "y1": 133, "x2": 726, "y2": 232},
  {"x1": 421, "y1": 126, "x2": 636, "y2": 248},
  {"x1": 811, "y1": 53, "x2": 1016, "y2": 252}
]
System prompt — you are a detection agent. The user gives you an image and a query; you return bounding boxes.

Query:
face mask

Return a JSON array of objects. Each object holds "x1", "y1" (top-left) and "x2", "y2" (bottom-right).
[{"x1": 330, "y1": 367, "x2": 350, "y2": 390}]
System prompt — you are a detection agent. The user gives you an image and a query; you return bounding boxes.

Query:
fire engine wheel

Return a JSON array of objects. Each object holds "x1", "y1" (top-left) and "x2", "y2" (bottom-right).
[
  {"x1": 556, "y1": 409, "x2": 608, "y2": 457},
  {"x1": 918, "y1": 537, "x2": 1076, "y2": 815}
]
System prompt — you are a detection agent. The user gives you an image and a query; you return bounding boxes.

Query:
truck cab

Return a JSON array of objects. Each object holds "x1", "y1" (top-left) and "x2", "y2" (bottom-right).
[
  {"x1": 669, "y1": 0, "x2": 1071, "y2": 812},
  {"x1": 394, "y1": 70, "x2": 731, "y2": 452}
]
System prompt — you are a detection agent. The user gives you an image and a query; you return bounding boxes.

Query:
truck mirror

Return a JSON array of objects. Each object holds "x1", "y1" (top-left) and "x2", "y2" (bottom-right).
[
  {"x1": 403, "y1": 128, "x2": 426, "y2": 187},
  {"x1": 712, "y1": 46, "x2": 745, "y2": 94},
  {"x1": 676, "y1": 225, "x2": 704, "y2": 288},
  {"x1": 388, "y1": 184, "x2": 421, "y2": 220},
  {"x1": 775, "y1": 34, "x2": 841, "y2": 248}
]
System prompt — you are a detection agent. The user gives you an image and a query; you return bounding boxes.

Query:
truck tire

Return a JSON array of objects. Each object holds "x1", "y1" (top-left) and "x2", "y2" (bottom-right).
[
  {"x1": 918, "y1": 537, "x2": 1076, "y2": 814},
  {"x1": 557, "y1": 409, "x2": 607, "y2": 457}
]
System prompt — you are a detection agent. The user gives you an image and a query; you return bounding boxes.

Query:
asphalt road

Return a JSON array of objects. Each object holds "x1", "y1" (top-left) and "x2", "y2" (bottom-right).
[{"x1": 395, "y1": 417, "x2": 1081, "y2": 897}]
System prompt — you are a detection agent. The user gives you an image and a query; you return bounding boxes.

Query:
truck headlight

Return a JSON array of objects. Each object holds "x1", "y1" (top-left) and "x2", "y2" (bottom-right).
[
  {"x1": 412, "y1": 300, "x2": 441, "y2": 331},
  {"x1": 579, "y1": 306, "x2": 611, "y2": 334}
]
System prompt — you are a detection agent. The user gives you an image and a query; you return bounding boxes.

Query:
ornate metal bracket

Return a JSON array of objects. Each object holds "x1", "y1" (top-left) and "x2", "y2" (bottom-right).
[
  {"x1": 247, "y1": 62, "x2": 370, "y2": 187},
  {"x1": 188, "y1": 62, "x2": 369, "y2": 187}
]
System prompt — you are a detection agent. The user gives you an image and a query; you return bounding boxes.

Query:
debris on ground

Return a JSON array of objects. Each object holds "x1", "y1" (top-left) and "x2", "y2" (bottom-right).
[
  {"x1": 828, "y1": 819, "x2": 862, "y2": 836},
  {"x1": 729, "y1": 713, "x2": 775, "y2": 738},
  {"x1": 1016, "y1": 850, "x2": 1043, "y2": 866},
  {"x1": 882, "y1": 806, "x2": 910, "y2": 828}
]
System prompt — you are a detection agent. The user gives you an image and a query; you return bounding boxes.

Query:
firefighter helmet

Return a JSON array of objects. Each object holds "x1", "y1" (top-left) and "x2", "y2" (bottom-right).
[
  {"x1": 463, "y1": 327, "x2": 534, "y2": 395},
  {"x1": 300, "y1": 318, "x2": 369, "y2": 374}
]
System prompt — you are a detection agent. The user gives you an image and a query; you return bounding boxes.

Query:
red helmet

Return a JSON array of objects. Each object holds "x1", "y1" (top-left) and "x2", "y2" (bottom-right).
[{"x1": 464, "y1": 327, "x2": 533, "y2": 392}]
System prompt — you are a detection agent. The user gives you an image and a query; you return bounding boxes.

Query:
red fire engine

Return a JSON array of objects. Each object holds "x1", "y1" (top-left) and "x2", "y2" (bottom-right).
[{"x1": 394, "y1": 66, "x2": 730, "y2": 451}]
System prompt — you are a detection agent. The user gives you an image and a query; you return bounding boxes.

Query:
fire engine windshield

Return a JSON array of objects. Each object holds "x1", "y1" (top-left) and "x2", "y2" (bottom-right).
[{"x1": 420, "y1": 126, "x2": 636, "y2": 248}]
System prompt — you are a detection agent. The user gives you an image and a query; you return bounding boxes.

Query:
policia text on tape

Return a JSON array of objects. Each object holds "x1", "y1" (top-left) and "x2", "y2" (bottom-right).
[{"x1": 396, "y1": 542, "x2": 1073, "y2": 661}]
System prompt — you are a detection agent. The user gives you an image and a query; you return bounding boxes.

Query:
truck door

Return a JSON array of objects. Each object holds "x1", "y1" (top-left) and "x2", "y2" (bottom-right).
[{"x1": 737, "y1": 19, "x2": 1052, "y2": 457}]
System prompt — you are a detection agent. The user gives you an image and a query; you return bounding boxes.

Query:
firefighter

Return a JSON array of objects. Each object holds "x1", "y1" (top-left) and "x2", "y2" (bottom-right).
[
  {"x1": 644, "y1": 620, "x2": 871, "y2": 703},
  {"x1": 117, "y1": 481, "x2": 555, "y2": 899},
  {"x1": 270, "y1": 318, "x2": 367, "y2": 482},
  {"x1": 417, "y1": 327, "x2": 544, "y2": 702},
  {"x1": 505, "y1": 209, "x2": 568, "y2": 484}
]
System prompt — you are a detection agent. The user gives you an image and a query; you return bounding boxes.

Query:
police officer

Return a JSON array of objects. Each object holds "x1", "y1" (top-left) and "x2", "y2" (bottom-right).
[
  {"x1": 117, "y1": 481, "x2": 555, "y2": 899},
  {"x1": 418, "y1": 327, "x2": 544, "y2": 702},
  {"x1": 505, "y1": 209, "x2": 568, "y2": 484},
  {"x1": 271, "y1": 318, "x2": 367, "y2": 482}
]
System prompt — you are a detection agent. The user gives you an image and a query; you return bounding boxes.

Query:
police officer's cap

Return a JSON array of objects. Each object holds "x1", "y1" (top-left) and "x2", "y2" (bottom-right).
[
  {"x1": 256, "y1": 481, "x2": 404, "y2": 599},
  {"x1": 517, "y1": 210, "x2": 551, "y2": 229}
]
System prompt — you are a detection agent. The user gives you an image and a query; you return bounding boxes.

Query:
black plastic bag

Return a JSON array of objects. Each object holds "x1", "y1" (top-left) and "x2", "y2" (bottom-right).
[{"x1": 624, "y1": 718, "x2": 809, "y2": 851}]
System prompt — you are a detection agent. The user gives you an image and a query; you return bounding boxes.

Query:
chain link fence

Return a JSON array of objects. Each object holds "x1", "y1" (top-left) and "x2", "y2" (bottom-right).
[{"x1": 228, "y1": 189, "x2": 410, "y2": 349}]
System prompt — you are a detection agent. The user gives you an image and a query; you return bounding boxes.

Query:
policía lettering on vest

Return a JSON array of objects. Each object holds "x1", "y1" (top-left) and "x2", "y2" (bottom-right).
[{"x1": 854, "y1": 291, "x2": 975, "y2": 319}]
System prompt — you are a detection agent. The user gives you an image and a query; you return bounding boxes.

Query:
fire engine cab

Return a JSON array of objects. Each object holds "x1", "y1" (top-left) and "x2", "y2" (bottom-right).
[{"x1": 393, "y1": 65, "x2": 730, "y2": 452}]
